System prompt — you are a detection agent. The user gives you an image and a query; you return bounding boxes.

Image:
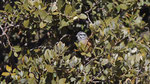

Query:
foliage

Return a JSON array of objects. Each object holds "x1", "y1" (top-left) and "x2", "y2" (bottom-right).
[{"x1": 0, "y1": 0, "x2": 150, "y2": 83}]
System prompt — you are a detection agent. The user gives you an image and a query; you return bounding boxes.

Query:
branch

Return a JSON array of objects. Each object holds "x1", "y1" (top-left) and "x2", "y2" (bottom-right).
[{"x1": 0, "y1": 24, "x2": 13, "y2": 50}]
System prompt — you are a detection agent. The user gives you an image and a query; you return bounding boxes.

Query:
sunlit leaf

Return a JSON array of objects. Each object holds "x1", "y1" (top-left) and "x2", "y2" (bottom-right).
[
  {"x1": 79, "y1": 64, "x2": 84, "y2": 71},
  {"x1": 120, "y1": 4, "x2": 128, "y2": 10},
  {"x1": 5, "y1": 4, "x2": 12, "y2": 12},
  {"x1": 99, "y1": 75, "x2": 106, "y2": 80},
  {"x1": 135, "y1": 16, "x2": 142, "y2": 24},
  {"x1": 118, "y1": 57, "x2": 123, "y2": 61},
  {"x1": 13, "y1": 46, "x2": 21, "y2": 52},
  {"x1": 107, "y1": 3, "x2": 113, "y2": 11},
  {"x1": 59, "y1": 20, "x2": 69, "y2": 29},
  {"x1": 44, "y1": 49, "x2": 53, "y2": 61},
  {"x1": 41, "y1": 6, "x2": 47, "y2": 10},
  {"x1": 9, "y1": 50, "x2": 12, "y2": 57},
  {"x1": 122, "y1": 74, "x2": 134, "y2": 77},
  {"x1": 2, "y1": 72, "x2": 10, "y2": 76},
  {"x1": 28, "y1": 78, "x2": 36, "y2": 84},
  {"x1": 23, "y1": 4, "x2": 30, "y2": 11},
  {"x1": 59, "y1": 78, "x2": 66, "y2": 84},
  {"x1": 44, "y1": 15, "x2": 52, "y2": 23},
  {"x1": 52, "y1": 12, "x2": 60, "y2": 15},
  {"x1": 11, "y1": 73, "x2": 16, "y2": 76},
  {"x1": 79, "y1": 13, "x2": 87, "y2": 19},
  {"x1": 40, "y1": 22, "x2": 46, "y2": 28},
  {"x1": 65, "y1": 4, "x2": 72, "y2": 15},
  {"x1": 51, "y1": 79, "x2": 56, "y2": 84},
  {"x1": 81, "y1": 52, "x2": 86, "y2": 56},
  {"x1": 70, "y1": 77, "x2": 76, "y2": 82},
  {"x1": 86, "y1": 52, "x2": 92, "y2": 57},
  {"x1": 58, "y1": 0, "x2": 64, "y2": 10},
  {"x1": 85, "y1": 65, "x2": 91, "y2": 73},
  {"x1": 12, "y1": 68, "x2": 16, "y2": 73},
  {"x1": 101, "y1": 59, "x2": 109, "y2": 66},
  {"x1": 14, "y1": 52, "x2": 18, "y2": 57},
  {"x1": 23, "y1": 20, "x2": 29, "y2": 28},
  {"x1": 6, "y1": 65, "x2": 12, "y2": 72},
  {"x1": 51, "y1": 3, "x2": 58, "y2": 12},
  {"x1": 38, "y1": 10, "x2": 48, "y2": 20},
  {"x1": 29, "y1": 73, "x2": 34, "y2": 78},
  {"x1": 46, "y1": 65, "x2": 54, "y2": 73}
]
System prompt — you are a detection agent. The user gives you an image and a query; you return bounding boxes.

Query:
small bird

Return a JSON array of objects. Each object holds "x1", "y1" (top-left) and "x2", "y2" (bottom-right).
[{"x1": 76, "y1": 31, "x2": 91, "y2": 52}]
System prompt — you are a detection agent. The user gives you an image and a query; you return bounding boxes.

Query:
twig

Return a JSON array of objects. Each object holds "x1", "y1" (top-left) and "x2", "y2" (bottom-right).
[
  {"x1": 0, "y1": 24, "x2": 13, "y2": 50},
  {"x1": 85, "y1": 57, "x2": 97, "y2": 66},
  {"x1": 86, "y1": 12, "x2": 92, "y2": 23},
  {"x1": 60, "y1": 34, "x2": 69, "y2": 41}
]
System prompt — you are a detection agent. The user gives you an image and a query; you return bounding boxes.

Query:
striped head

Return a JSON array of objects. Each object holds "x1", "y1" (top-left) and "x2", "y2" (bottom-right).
[{"x1": 76, "y1": 31, "x2": 88, "y2": 42}]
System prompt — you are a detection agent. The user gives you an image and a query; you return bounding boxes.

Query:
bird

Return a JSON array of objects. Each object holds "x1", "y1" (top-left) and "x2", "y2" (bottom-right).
[{"x1": 75, "y1": 31, "x2": 92, "y2": 52}]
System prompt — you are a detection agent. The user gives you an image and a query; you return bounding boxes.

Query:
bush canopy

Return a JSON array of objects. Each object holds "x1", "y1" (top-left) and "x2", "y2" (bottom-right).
[{"x1": 0, "y1": 0, "x2": 150, "y2": 84}]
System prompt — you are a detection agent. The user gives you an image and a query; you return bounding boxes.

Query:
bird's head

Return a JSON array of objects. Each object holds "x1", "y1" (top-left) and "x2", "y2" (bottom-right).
[{"x1": 76, "y1": 31, "x2": 88, "y2": 41}]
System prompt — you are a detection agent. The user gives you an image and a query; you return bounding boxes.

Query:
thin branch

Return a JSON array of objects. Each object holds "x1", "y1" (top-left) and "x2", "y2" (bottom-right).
[
  {"x1": 85, "y1": 57, "x2": 97, "y2": 66},
  {"x1": 60, "y1": 34, "x2": 69, "y2": 41},
  {"x1": 0, "y1": 25, "x2": 13, "y2": 50}
]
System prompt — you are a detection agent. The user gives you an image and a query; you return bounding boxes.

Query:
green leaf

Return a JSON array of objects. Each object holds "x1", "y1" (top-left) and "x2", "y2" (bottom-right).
[
  {"x1": 59, "y1": 20, "x2": 69, "y2": 29},
  {"x1": 41, "y1": 6, "x2": 47, "y2": 10},
  {"x1": 101, "y1": 59, "x2": 109, "y2": 66},
  {"x1": 44, "y1": 49, "x2": 53, "y2": 61},
  {"x1": 2, "y1": 72, "x2": 10, "y2": 76},
  {"x1": 38, "y1": 10, "x2": 48, "y2": 20},
  {"x1": 79, "y1": 64, "x2": 84, "y2": 71},
  {"x1": 6, "y1": 65, "x2": 12, "y2": 72},
  {"x1": 116, "y1": 5, "x2": 121, "y2": 12},
  {"x1": 52, "y1": 12, "x2": 60, "y2": 15},
  {"x1": 51, "y1": 3, "x2": 58, "y2": 12},
  {"x1": 11, "y1": 73, "x2": 16, "y2": 78},
  {"x1": 119, "y1": 4, "x2": 128, "y2": 10},
  {"x1": 46, "y1": 65, "x2": 54, "y2": 73},
  {"x1": 79, "y1": 13, "x2": 87, "y2": 19},
  {"x1": 29, "y1": 73, "x2": 34, "y2": 78},
  {"x1": 58, "y1": 0, "x2": 64, "y2": 10},
  {"x1": 28, "y1": 78, "x2": 36, "y2": 84},
  {"x1": 44, "y1": 15, "x2": 52, "y2": 23},
  {"x1": 143, "y1": 32, "x2": 150, "y2": 41},
  {"x1": 86, "y1": 52, "x2": 92, "y2": 57},
  {"x1": 13, "y1": 46, "x2": 21, "y2": 52},
  {"x1": 81, "y1": 52, "x2": 86, "y2": 56},
  {"x1": 85, "y1": 65, "x2": 91, "y2": 73},
  {"x1": 14, "y1": 52, "x2": 18, "y2": 57},
  {"x1": 65, "y1": 4, "x2": 72, "y2": 15},
  {"x1": 23, "y1": 20, "x2": 29, "y2": 28},
  {"x1": 9, "y1": 51, "x2": 12, "y2": 57},
  {"x1": 59, "y1": 78, "x2": 66, "y2": 84},
  {"x1": 107, "y1": 3, "x2": 113, "y2": 11},
  {"x1": 105, "y1": 41, "x2": 111, "y2": 50},
  {"x1": 135, "y1": 54, "x2": 142, "y2": 62},
  {"x1": 51, "y1": 79, "x2": 56, "y2": 84},
  {"x1": 0, "y1": 10, "x2": 6, "y2": 13},
  {"x1": 120, "y1": 42, "x2": 125, "y2": 49},
  {"x1": 33, "y1": 11, "x2": 39, "y2": 17},
  {"x1": 40, "y1": 22, "x2": 46, "y2": 28},
  {"x1": 5, "y1": 4, "x2": 12, "y2": 12},
  {"x1": 99, "y1": 75, "x2": 106, "y2": 80},
  {"x1": 23, "y1": 4, "x2": 30, "y2": 11},
  {"x1": 123, "y1": 74, "x2": 134, "y2": 77},
  {"x1": 87, "y1": 1, "x2": 93, "y2": 8},
  {"x1": 135, "y1": 16, "x2": 142, "y2": 24},
  {"x1": 70, "y1": 77, "x2": 76, "y2": 82}
]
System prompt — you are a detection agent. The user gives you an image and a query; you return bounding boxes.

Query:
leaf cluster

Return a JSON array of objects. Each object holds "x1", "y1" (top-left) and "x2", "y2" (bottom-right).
[{"x1": 0, "y1": 0, "x2": 150, "y2": 84}]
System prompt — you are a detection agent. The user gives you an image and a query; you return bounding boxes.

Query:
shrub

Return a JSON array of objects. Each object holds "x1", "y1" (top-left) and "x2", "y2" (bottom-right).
[{"x1": 0, "y1": 0, "x2": 150, "y2": 83}]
